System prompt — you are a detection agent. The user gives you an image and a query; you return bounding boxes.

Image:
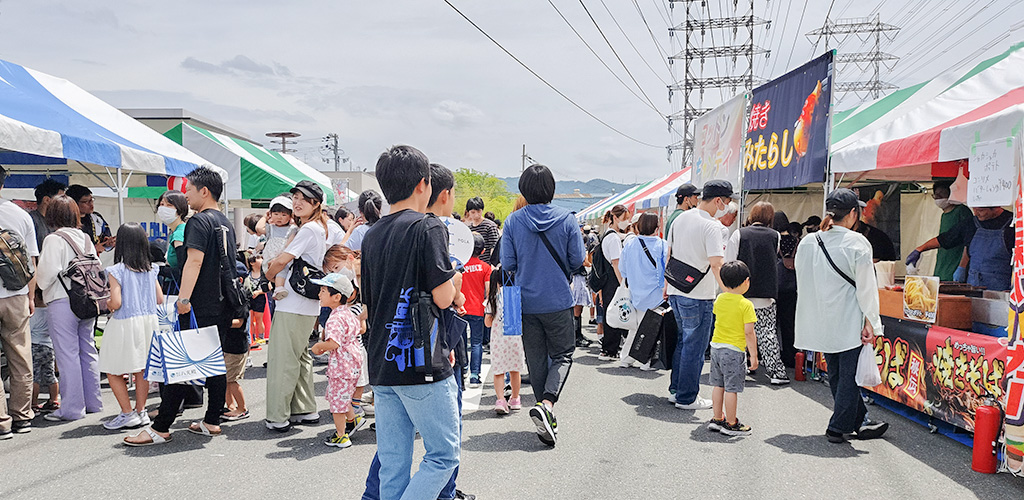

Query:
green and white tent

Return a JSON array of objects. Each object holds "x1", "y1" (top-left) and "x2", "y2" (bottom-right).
[
  {"x1": 831, "y1": 41, "x2": 1024, "y2": 177},
  {"x1": 163, "y1": 123, "x2": 335, "y2": 204}
]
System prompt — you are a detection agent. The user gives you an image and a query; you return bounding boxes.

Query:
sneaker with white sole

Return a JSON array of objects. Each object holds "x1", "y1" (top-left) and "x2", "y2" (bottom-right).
[
  {"x1": 639, "y1": 362, "x2": 655, "y2": 371},
  {"x1": 103, "y1": 412, "x2": 142, "y2": 430},
  {"x1": 855, "y1": 420, "x2": 889, "y2": 440},
  {"x1": 720, "y1": 419, "x2": 752, "y2": 436},
  {"x1": 597, "y1": 352, "x2": 614, "y2": 361},
  {"x1": 674, "y1": 397, "x2": 713, "y2": 410},
  {"x1": 707, "y1": 418, "x2": 726, "y2": 432},
  {"x1": 361, "y1": 404, "x2": 374, "y2": 417},
  {"x1": 289, "y1": 413, "x2": 320, "y2": 425},
  {"x1": 495, "y1": 399, "x2": 510, "y2": 415},
  {"x1": 770, "y1": 377, "x2": 791, "y2": 385},
  {"x1": 618, "y1": 360, "x2": 635, "y2": 368},
  {"x1": 136, "y1": 411, "x2": 151, "y2": 427},
  {"x1": 529, "y1": 403, "x2": 557, "y2": 446}
]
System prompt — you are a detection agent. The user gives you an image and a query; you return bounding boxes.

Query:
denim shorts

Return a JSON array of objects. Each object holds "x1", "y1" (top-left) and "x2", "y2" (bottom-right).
[
  {"x1": 709, "y1": 347, "x2": 745, "y2": 393},
  {"x1": 32, "y1": 343, "x2": 57, "y2": 386}
]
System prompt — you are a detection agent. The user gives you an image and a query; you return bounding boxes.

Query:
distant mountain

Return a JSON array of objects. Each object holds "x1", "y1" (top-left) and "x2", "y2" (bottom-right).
[{"x1": 502, "y1": 177, "x2": 636, "y2": 196}]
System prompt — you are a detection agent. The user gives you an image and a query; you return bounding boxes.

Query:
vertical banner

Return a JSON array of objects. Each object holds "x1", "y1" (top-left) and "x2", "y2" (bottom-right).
[
  {"x1": 693, "y1": 93, "x2": 746, "y2": 189},
  {"x1": 331, "y1": 178, "x2": 351, "y2": 204},
  {"x1": 743, "y1": 51, "x2": 834, "y2": 190},
  {"x1": 1004, "y1": 154, "x2": 1024, "y2": 473}
]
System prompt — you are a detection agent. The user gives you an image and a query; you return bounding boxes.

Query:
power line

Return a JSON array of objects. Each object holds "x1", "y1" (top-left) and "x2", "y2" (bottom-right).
[
  {"x1": 782, "y1": 0, "x2": 811, "y2": 74},
  {"x1": 547, "y1": 0, "x2": 666, "y2": 116},
  {"x1": 767, "y1": 0, "x2": 797, "y2": 77},
  {"x1": 576, "y1": 0, "x2": 664, "y2": 115},
  {"x1": 630, "y1": 0, "x2": 673, "y2": 72},
  {"x1": 442, "y1": 0, "x2": 663, "y2": 148},
  {"x1": 597, "y1": 0, "x2": 670, "y2": 85},
  {"x1": 810, "y1": 0, "x2": 838, "y2": 54}
]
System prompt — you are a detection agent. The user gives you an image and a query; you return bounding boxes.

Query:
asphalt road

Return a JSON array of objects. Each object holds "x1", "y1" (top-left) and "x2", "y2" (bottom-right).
[{"x1": 4, "y1": 322, "x2": 1024, "y2": 500}]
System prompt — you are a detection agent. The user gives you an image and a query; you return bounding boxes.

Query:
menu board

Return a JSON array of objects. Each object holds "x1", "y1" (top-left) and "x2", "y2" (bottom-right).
[{"x1": 967, "y1": 137, "x2": 1018, "y2": 208}]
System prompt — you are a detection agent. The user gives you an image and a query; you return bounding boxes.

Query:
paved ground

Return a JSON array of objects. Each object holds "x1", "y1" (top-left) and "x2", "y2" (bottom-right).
[{"x1": 5, "y1": 322, "x2": 1024, "y2": 500}]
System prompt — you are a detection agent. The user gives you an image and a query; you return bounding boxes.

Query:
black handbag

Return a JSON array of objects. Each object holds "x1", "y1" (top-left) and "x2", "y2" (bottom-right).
[
  {"x1": 664, "y1": 256, "x2": 709, "y2": 294},
  {"x1": 628, "y1": 303, "x2": 670, "y2": 364},
  {"x1": 289, "y1": 256, "x2": 326, "y2": 300}
]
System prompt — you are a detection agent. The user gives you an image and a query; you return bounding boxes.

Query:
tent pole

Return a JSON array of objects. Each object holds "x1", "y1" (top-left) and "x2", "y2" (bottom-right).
[
  {"x1": 76, "y1": 161, "x2": 114, "y2": 190},
  {"x1": 116, "y1": 167, "x2": 125, "y2": 226}
]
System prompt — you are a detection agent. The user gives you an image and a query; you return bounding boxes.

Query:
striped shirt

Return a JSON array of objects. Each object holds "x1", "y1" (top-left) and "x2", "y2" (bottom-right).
[{"x1": 469, "y1": 218, "x2": 501, "y2": 265}]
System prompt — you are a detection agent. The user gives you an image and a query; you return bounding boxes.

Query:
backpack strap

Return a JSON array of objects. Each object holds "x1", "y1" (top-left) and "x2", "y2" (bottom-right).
[{"x1": 55, "y1": 230, "x2": 87, "y2": 258}]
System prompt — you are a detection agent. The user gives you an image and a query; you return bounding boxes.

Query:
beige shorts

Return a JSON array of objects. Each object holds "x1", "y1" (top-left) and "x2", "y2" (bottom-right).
[{"x1": 225, "y1": 352, "x2": 249, "y2": 383}]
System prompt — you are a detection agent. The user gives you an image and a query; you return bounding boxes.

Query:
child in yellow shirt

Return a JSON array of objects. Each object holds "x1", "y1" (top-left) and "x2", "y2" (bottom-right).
[{"x1": 708, "y1": 261, "x2": 758, "y2": 436}]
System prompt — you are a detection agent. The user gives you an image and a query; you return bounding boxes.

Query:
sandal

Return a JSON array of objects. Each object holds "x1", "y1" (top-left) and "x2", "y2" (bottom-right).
[
  {"x1": 187, "y1": 421, "x2": 222, "y2": 436},
  {"x1": 123, "y1": 427, "x2": 171, "y2": 447},
  {"x1": 222, "y1": 410, "x2": 250, "y2": 422}
]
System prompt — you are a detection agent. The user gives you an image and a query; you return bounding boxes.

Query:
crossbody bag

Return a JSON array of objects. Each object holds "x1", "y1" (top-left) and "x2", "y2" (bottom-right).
[{"x1": 815, "y1": 233, "x2": 856, "y2": 287}]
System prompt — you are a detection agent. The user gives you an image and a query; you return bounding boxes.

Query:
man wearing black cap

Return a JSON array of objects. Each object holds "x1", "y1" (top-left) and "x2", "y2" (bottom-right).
[
  {"x1": 665, "y1": 179, "x2": 736, "y2": 411},
  {"x1": 793, "y1": 188, "x2": 888, "y2": 443},
  {"x1": 664, "y1": 183, "x2": 700, "y2": 240}
]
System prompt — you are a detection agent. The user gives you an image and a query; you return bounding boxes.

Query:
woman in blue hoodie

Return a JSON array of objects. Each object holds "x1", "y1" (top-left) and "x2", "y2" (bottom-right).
[
  {"x1": 500, "y1": 165, "x2": 586, "y2": 447},
  {"x1": 618, "y1": 213, "x2": 668, "y2": 368}
]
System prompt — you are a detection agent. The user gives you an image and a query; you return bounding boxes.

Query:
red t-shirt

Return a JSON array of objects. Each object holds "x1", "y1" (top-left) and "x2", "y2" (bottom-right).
[{"x1": 461, "y1": 256, "x2": 491, "y2": 317}]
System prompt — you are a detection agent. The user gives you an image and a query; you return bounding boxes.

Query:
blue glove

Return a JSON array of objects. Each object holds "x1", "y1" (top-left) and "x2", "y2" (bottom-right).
[
  {"x1": 905, "y1": 249, "x2": 921, "y2": 266},
  {"x1": 953, "y1": 266, "x2": 967, "y2": 283}
]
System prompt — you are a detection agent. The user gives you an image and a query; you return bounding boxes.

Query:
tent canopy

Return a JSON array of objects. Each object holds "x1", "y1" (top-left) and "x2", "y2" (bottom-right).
[
  {"x1": 0, "y1": 59, "x2": 216, "y2": 177},
  {"x1": 165, "y1": 123, "x2": 334, "y2": 204},
  {"x1": 831, "y1": 41, "x2": 1024, "y2": 178}
]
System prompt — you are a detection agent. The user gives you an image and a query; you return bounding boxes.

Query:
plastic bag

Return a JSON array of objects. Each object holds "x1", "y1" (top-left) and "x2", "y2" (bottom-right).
[
  {"x1": 502, "y1": 273, "x2": 522, "y2": 336},
  {"x1": 855, "y1": 343, "x2": 882, "y2": 387},
  {"x1": 606, "y1": 286, "x2": 639, "y2": 330}
]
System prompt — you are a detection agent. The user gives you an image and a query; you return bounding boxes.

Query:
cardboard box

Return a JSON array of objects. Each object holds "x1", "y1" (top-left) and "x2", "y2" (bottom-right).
[{"x1": 879, "y1": 289, "x2": 973, "y2": 330}]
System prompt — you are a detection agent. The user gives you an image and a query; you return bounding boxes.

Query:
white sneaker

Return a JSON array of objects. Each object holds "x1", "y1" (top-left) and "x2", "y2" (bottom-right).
[
  {"x1": 136, "y1": 411, "x2": 151, "y2": 427},
  {"x1": 675, "y1": 397, "x2": 713, "y2": 410},
  {"x1": 639, "y1": 362, "x2": 655, "y2": 371},
  {"x1": 617, "y1": 360, "x2": 634, "y2": 368},
  {"x1": 361, "y1": 404, "x2": 375, "y2": 417},
  {"x1": 103, "y1": 412, "x2": 142, "y2": 430},
  {"x1": 770, "y1": 377, "x2": 791, "y2": 385},
  {"x1": 597, "y1": 353, "x2": 614, "y2": 361}
]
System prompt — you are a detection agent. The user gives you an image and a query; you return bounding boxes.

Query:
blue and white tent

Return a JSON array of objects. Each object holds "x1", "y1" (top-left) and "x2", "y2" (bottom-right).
[{"x1": 0, "y1": 59, "x2": 223, "y2": 220}]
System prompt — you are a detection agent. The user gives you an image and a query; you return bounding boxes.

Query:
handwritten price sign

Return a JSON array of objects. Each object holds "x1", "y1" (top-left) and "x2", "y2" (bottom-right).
[{"x1": 968, "y1": 137, "x2": 1018, "y2": 208}]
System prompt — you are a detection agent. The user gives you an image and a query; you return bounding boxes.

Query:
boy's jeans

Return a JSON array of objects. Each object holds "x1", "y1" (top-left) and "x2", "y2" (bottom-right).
[
  {"x1": 668, "y1": 295, "x2": 714, "y2": 405},
  {"x1": 466, "y1": 315, "x2": 485, "y2": 378},
  {"x1": 375, "y1": 376, "x2": 461, "y2": 500}
]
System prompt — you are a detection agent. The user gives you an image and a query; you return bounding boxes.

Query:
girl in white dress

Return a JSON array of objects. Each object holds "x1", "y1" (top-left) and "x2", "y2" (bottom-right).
[
  {"x1": 485, "y1": 266, "x2": 526, "y2": 415},
  {"x1": 99, "y1": 223, "x2": 163, "y2": 430}
]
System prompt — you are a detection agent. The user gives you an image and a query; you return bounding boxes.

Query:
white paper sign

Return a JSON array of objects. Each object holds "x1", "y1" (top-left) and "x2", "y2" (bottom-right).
[
  {"x1": 967, "y1": 137, "x2": 1018, "y2": 208},
  {"x1": 438, "y1": 216, "x2": 473, "y2": 268}
]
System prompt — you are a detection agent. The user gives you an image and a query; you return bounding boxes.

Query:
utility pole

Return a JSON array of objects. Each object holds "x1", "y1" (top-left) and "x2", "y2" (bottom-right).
[
  {"x1": 522, "y1": 144, "x2": 526, "y2": 172},
  {"x1": 807, "y1": 14, "x2": 900, "y2": 102},
  {"x1": 666, "y1": 0, "x2": 769, "y2": 170},
  {"x1": 321, "y1": 133, "x2": 349, "y2": 171},
  {"x1": 265, "y1": 131, "x2": 300, "y2": 153}
]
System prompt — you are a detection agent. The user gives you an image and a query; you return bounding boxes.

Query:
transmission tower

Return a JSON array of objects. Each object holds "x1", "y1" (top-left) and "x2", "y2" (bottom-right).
[
  {"x1": 666, "y1": 0, "x2": 769, "y2": 170},
  {"x1": 807, "y1": 14, "x2": 900, "y2": 102}
]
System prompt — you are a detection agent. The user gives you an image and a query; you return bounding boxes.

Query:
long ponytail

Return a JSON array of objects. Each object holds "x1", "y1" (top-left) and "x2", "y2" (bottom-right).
[{"x1": 358, "y1": 190, "x2": 383, "y2": 225}]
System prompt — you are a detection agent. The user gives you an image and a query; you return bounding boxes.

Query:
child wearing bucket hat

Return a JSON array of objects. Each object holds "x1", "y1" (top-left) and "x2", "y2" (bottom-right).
[{"x1": 309, "y1": 273, "x2": 366, "y2": 448}]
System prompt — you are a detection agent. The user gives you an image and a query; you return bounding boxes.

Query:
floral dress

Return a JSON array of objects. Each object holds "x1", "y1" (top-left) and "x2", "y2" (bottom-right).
[
  {"x1": 487, "y1": 291, "x2": 526, "y2": 374},
  {"x1": 325, "y1": 306, "x2": 362, "y2": 413}
]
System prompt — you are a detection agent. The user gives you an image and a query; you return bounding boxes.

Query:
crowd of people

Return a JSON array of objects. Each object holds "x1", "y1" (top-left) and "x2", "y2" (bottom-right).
[{"x1": 0, "y1": 147, "x2": 1014, "y2": 499}]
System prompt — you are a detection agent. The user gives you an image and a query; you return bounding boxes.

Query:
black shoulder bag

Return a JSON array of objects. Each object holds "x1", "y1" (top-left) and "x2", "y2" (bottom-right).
[
  {"x1": 815, "y1": 233, "x2": 856, "y2": 287},
  {"x1": 664, "y1": 255, "x2": 709, "y2": 294},
  {"x1": 288, "y1": 225, "x2": 327, "y2": 299}
]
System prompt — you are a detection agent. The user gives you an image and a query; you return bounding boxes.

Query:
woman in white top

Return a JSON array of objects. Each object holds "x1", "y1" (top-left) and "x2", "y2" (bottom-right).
[
  {"x1": 794, "y1": 188, "x2": 888, "y2": 443},
  {"x1": 264, "y1": 181, "x2": 332, "y2": 430},
  {"x1": 598, "y1": 204, "x2": 630, "y2": 361},
  {"x1": 37, "y1": 196, "x2": 102, "y2": 422}
]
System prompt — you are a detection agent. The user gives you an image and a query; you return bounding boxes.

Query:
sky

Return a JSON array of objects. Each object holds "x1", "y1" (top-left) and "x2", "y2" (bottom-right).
[{"x1": 1, "y1": 0, "x2": 1021, "y2": 184}]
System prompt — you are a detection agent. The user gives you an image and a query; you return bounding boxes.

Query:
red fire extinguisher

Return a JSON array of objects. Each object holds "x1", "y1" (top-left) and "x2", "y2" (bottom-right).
[
  {"x1": 972, "y1": 399, "x2": 1002, "y2": 474},
  {"x1": 794, "y1": 351, "x2": 806, "y2": 382}
]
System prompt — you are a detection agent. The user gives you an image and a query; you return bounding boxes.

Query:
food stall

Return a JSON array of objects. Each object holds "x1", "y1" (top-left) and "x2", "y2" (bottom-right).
[{"x1": 829, "y1": 41, "x2": 1024, "y2": 473}]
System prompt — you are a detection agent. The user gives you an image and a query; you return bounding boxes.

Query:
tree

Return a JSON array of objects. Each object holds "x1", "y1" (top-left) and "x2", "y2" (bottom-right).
[{"x1": 452, "y1": 168, "x2": 516, "y2": 222}]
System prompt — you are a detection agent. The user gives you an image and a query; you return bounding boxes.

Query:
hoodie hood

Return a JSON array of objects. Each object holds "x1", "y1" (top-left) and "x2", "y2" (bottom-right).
[{"x1": 518, "y1": 204, "x2": 573, "y2": 233}]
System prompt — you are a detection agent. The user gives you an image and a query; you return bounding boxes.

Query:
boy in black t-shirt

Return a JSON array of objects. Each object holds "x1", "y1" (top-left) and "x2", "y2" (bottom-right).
[{"x1": 360, "y1": 145, "x2": 460, "y2": 500}]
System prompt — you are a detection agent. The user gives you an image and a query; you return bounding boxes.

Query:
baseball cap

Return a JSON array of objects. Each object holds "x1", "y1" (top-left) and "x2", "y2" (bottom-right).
[
  {"x1": 701, "y1": 179, "x2": 740, "y2": 200},
  {"x1": 630, "y1": 212, "x2": 642, "y2": 223},
  {"x1": 310, "y1": 272, "x2": 355, "y2": 298},
  {"x1": 802, "y1": 215, "x2": 822, "y2": 226},
  {"x1": 825, "y1": 188, "x2": 867, "y2": 212},
  {"x1": 290, "y1": 180, "x2": 324, "y2": 204},
  {"x1": 269, "y1": 195, "x2": 293, "y2": 212},
  {"x1": 582, "y1": 224, "x2": 592, "y2": 232},
  {"x1": 675, "y1": 183, "x2": 700, "y2": 200}
]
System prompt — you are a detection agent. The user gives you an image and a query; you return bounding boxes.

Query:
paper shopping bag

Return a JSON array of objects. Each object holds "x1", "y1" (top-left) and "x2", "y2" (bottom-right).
[{"x1": 156, "y1": 313, "x2": 226, "y2": 385}]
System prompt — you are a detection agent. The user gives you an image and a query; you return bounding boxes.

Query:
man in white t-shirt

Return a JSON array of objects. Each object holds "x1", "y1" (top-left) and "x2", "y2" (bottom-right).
[
  {"x1": 665, "y1": 179, "x2": 736, "y2": 410},
  {"x1": 0, "y1": 166, "x2": 40, "y2": 438}
]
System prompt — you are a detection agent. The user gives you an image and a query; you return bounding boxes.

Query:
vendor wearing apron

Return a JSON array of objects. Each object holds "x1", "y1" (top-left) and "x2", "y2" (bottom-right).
[
  {"x1": 905, "y1": 181, "x2": 973, "y2": 281},
  {"x1": 923, "y1": 206, "x2": 1013, "y2": 291}
]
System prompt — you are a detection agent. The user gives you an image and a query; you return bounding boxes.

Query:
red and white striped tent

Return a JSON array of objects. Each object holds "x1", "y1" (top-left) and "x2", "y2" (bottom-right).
[{"x1": 831, "y1": 41, "x2": 1024, "y2": 179}]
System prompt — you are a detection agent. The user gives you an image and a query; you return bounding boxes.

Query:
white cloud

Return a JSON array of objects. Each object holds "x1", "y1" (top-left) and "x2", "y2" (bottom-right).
[{"x1": 430, "y1": 100, "x2": 485, "y2": 128}]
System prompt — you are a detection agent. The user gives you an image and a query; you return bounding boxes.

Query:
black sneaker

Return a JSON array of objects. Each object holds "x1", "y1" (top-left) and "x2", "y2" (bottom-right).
[
  {"x1": 0, "y1": 429, "x2": 12, "y2": 440},
  {"x1": 826, "y1": 429, "x2": 846, "y2": 443},
  {"x1": 720, "y1": 420, "x2": 751, "y2": 436},
  {"x1": 707, "y1": 417, "x2": 726, "y2": 432},
  {"x1": 855, "y1": 421, "x2": 889, "y2": 440},
  {"x1": 11, "y1": 421, "x2": 31, "y2": 434},
  {"x1": 529, "y1": 403, "x2": 556, "y2": 446}
]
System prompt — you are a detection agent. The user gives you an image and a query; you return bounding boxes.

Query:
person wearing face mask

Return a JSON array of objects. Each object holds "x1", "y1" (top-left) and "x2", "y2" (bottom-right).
[
  {"x1": 904, "y1": 181, "x2": 973, "y2": 281},
  {"x1": 597, "y1": 204, "x2": 631, "y2": 361},
  {"x1": 665, "y1": 179, "x2": 736, "y2": 410},
  {"x1": 156, "y1": 190, "x2": 190, "y2": 270}
]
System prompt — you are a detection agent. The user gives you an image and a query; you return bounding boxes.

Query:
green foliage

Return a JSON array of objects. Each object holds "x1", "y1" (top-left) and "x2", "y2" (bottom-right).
[{"x1": 452, "y1": 168, "x2": 515, "y2": 222}]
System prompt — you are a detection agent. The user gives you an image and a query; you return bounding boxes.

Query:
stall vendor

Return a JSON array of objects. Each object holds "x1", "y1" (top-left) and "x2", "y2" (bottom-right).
[
  {"x1": 904, "y1": 181, "x2": 973, "y2": 281},
  {"x1": 854, "y1": 219, "x2": 897, "y2": 262},
  {"x1": 908, "y1": 205, "x2": 1012, "y2": 290}
]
